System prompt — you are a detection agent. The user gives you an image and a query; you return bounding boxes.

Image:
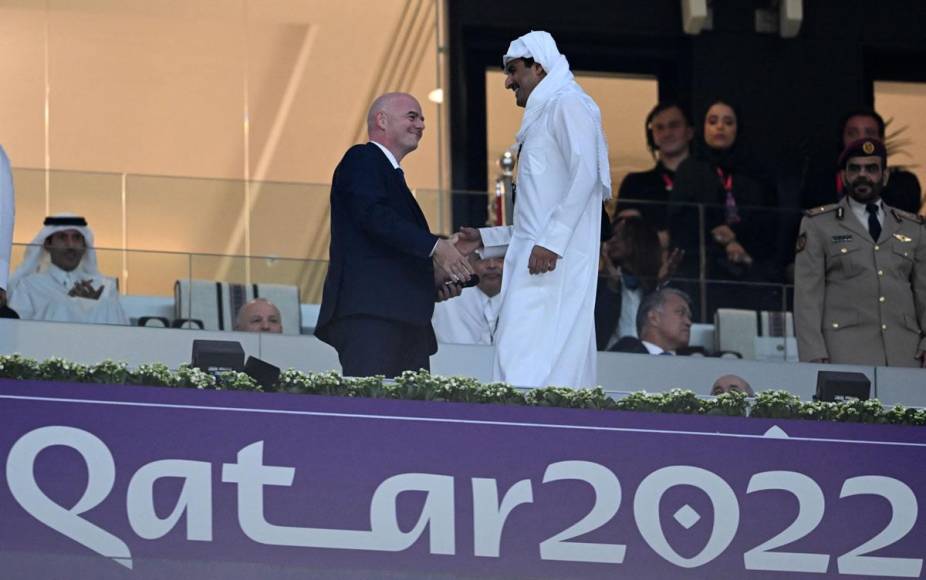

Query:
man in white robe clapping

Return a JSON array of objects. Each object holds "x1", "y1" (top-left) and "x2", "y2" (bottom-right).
[{"x1": 8, "y1": 214, "x2": 128, "y2": 325}]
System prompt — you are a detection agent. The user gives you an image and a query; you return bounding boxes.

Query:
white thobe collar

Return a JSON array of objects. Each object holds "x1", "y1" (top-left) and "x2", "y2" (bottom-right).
[
  {"x1": 370, "y1": 140, "x2": 401, "y2": 170},
  {"x1": 846, "y1": 195, "x2": 883, "y2": 230},
  {"x1": 642, "y1": 340, "x2": 674, "y2": 355},
  {"x1": 46, "y1": 263, "x2": 79, "y2": 290}
]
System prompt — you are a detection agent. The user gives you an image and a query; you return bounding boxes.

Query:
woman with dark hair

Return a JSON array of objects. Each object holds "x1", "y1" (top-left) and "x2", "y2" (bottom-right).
[
  {"x1": 669, "y1": 99, "x2": 779, "y2": 318},
  {"x1": 594, "y1": 215, "x2": 675, "y2": 350}
]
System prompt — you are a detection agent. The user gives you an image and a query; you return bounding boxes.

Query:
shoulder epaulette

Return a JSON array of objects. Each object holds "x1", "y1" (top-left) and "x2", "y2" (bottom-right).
[
  {"x1": 890, "y1": 208, "x2": 924, "y2": 225},
  {"x1": 804, "y1": 203, "x2": 840, "y2": 218}
]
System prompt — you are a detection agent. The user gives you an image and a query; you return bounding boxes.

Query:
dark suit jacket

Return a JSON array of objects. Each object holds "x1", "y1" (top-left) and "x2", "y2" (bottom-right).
[
  {"x1": 595, "y1": 275, "x2": 624, "y2": 351},
  {"x1": 316, "y1": 143, "x2": 438, "y2": 345},
  {"x1": 611, "y1": 336, "x2": 649, "y2": 354}
]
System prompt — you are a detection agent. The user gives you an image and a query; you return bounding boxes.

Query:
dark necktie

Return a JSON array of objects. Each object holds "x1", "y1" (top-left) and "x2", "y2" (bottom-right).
[{"x1": 866, "y1": 203, "x2": 881, "y2": 242}]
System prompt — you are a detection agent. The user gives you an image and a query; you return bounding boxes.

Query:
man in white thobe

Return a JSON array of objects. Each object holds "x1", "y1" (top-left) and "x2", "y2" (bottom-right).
[
  {"x1": 433, "y1": 254, "x2": 504, "y2": 345},
  {"x1": 460, "y1": 31, "x2": 611, "y2": 387},
  {"x1": 8, "y1": 214, "x2": 128, "y2": 324},
  {"x1": 0, "y1": 146, "x2": 14, "y2": 312}
]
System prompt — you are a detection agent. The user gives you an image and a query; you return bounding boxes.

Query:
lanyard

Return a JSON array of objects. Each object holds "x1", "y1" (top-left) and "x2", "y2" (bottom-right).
[
  {"x1": 661, "y1": 172, "x2": 674, "y2": 191},
  {"x1": 716, "y1": 167, "x2": 733, "y2": 193}
]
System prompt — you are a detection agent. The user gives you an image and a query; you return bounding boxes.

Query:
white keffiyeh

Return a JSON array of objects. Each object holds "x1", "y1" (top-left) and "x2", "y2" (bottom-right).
[{"x1": 503, "y1": 30, "x2": 611, "y2": 201}]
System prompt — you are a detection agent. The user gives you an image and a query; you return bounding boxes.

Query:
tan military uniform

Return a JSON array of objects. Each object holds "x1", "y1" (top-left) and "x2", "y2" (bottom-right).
[{"x1": 795, "y1": 197, "x2": 926, "y2": 367}]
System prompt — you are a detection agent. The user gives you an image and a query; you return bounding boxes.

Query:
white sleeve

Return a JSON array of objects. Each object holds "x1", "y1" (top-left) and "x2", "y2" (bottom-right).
[
  {"x1": 477, "y1": 225, "x2": 512, "y2": 258},
  {"x1": 536, "y1": 95, "x2": 601, "y2": 257},
  {"x1": 0, "y1": 146, "x2": 15, "y2": 291}
]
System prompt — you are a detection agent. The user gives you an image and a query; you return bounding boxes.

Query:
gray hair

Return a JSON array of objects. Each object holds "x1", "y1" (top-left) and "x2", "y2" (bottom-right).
[{"x1": 636, "y1": 287, "x2": 692, "y2": 336}]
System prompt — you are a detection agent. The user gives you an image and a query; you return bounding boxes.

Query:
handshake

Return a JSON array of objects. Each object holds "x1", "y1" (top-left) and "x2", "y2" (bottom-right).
[{"x1": 433, "y1": 227, "x2": 483, "y2": 301}]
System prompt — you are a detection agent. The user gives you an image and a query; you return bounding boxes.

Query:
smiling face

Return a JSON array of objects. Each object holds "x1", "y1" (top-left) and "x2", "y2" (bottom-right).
[
  {"x1": 43, "y1": 229, "x2": 86, "y2": 272},
  {"x1": 703, "y1": 102, "x2": 738, "y2": 150},
  {"x1": 381, "y1": 94, "x2": 425, "y2": 159},
  {"x1": 504, "y1": 58, "x2": 546, "y2": 108},
  {"x1": 650, "y1": 106, "x2": 693, "y2": 158}
]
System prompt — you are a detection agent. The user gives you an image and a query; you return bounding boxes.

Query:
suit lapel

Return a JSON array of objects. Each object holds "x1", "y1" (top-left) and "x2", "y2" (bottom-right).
[{"x1": 368, "y1": 143, "x2": 430, "y2": 230}]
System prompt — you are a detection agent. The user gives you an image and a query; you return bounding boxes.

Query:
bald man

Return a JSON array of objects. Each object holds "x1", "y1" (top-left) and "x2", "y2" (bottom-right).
[
  {"x1": 316, "y1": 93, "x2": 472, "y2": 377},
  {"x1": 235, "y1": 298, "x2": 283, "y2": 334}
]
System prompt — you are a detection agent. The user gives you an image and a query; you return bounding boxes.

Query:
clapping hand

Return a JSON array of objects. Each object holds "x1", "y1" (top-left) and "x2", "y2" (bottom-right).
[
  {"x1": 658, "y1": 248, "x2": 685, "y2": 285},
  {"x1": 68, "y1": 279, "x2": 104, "y2": 300}
]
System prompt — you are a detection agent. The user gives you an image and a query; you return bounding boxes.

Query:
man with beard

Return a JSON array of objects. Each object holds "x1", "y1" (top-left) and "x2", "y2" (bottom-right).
[
  {"x1": 795, "y1": 139, "x2": 926, "y2": 367},
  {"x1": 8, "y1": 214, "x2": 128, "y2": 324}
]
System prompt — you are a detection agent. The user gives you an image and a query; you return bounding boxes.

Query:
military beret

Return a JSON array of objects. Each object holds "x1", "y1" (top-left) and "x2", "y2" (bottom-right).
[{"x1": 838, "y1": 138, "x2": 887, "y2": 168}]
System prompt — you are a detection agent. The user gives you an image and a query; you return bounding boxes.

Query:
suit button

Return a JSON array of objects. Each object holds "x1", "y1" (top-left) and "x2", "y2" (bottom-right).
[
  {"x1": 882, "y1": 324, "x2": 888, "y2": 331},
  {"x1": 879, "y1": 296, "x2": 886, "y2": 303},
  {"x1": 878, "y1": 270, "x2": 884, "y2": 276},
  {"x1": 832, "y1": 322, "x2": 840, "y2": 329},
  {"x1": 874, "y1": 245, "x2": 880, "y2": 251},
  {"x1": 840, "y1": 248, "x2": 848, "y2": 254}
]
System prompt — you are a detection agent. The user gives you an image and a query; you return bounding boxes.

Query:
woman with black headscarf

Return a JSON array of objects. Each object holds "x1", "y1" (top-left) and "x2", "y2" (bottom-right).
[{"x1": 669, "y1": 99, "x2": 779, "y2": 318}]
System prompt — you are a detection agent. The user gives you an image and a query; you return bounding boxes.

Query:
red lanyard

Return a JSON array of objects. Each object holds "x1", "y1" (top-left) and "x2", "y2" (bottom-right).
[
  {"x1": 661, "y1": 172, "x2": 674, "y2": 191},
  {"x1": 716, "y1": 167, "x2": 733, "y2": 193},
  {"x1": 835, "y1": 172, "x2": 844, "y2": 196}
]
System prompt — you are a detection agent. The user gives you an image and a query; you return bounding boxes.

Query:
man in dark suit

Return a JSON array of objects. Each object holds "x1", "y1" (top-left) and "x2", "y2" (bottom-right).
[
  {"x1": 315, "y1": 93, "x2": 473, "y2": 377},
  {"x1": 612, "y1": 288, "x2": 692, "y2": 355}
]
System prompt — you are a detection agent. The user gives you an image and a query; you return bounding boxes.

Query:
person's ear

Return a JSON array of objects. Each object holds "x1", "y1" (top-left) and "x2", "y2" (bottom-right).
[{"x1": 534, "y1": 63, "x2": 546, "y2": 78}]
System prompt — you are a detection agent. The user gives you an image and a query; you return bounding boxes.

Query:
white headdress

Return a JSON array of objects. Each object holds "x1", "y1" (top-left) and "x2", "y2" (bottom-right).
[
  {"x1": 503, "y1": 31, "x2": 612, "y2": 201},
  {"x1": 8, "y1": 213, "x2": 101, "y2": 290}
]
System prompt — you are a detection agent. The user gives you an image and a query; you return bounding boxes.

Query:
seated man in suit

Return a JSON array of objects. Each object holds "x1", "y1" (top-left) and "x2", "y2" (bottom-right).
[
  {"x1": 315, "y1": 92, "x2": 473, "y2": 377},
  {"x1": 235, "y1": 298, "x2": 283, "y2": 334},
  {"x1": 612, "y1": 287, "x2": 692, "y2": 355}
]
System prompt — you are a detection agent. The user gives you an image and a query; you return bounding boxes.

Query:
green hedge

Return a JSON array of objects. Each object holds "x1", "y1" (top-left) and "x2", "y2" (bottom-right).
[{"x1": 1, "y1": 354, "x2": 923, "y2": 426}]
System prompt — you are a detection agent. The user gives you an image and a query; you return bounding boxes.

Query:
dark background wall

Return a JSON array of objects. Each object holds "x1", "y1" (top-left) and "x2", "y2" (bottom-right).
[{"x1": 447, "y1": 0, "x2": 926, "y2": 226}]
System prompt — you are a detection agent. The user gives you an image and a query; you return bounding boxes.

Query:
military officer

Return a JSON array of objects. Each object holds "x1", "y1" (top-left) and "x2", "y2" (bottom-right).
[{"x1": 795, "y1": 138, "x2": 926, "y2": 367}]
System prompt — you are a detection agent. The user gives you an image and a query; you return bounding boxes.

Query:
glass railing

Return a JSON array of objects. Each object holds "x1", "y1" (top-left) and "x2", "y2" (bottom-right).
[{"x1": 7, "y1": 167, "x2": 810, "y2": 353}]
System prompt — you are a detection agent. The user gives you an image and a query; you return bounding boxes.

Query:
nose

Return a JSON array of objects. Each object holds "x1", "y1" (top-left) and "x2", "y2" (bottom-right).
[{"x1": 505, "y1": 75, "x2": 515, "y2": 90}]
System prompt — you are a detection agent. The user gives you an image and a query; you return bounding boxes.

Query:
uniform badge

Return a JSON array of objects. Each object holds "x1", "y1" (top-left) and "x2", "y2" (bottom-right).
[
  {"x1": 862, "y1": 141, "x2": 875, "y2": 154},
  {"x1": 796, "y1": 232, "x2": 807, "y2": 253},
  {"x1": 893, "y1": 233, "x2": 913, "y2": 243},
  {"x1": 831, "y1": 234, "x2": 853, "y2": 243}
]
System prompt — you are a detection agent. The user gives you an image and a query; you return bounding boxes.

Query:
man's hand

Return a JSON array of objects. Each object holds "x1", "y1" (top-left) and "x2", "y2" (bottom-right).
[
  {"x1": 725, "y1": 241, "x2": 753, "y2": 265},
  {"x1": 433, "y1": 238, "x2": 474, "y2": 282},
  {"x1": 711, "y1": 224, "x2": 736, "y2": 246},
  {"x1": 433, "y1": 265, "x2": 463, "y2": 302},
  {"x1": 435, "y1": 281, "x2": 463, "y2": 302},
  {"x1": 453, "y1": 227, "x2": 483, "y2": 257},
  {"x1": 0, "y1": 288, "x2": 6, "y2": 308},
  {"x1": 658, "y1": 248, "x2": 684, "y2": 285},
  {"x1": 810, "y1": 357, "x2": 830, "y2": 364},
  {"x1": 528, "y1": 245, "x2": 558, "y2": 275},
  {"x1": 68, "y1": 280, "x2": 104, "y2": 300}
]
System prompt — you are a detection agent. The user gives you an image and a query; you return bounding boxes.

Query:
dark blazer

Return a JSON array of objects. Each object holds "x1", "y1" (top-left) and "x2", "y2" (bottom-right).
[
  {"x1": 595, "y1": 275, "x2": 625, "y2": 351},
  {"x1": 316, "y1": 143, "x2": 438, "y2": 344},
  {"x1": 611, "y1": 336, "x2": 649, "y2": 354}
]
